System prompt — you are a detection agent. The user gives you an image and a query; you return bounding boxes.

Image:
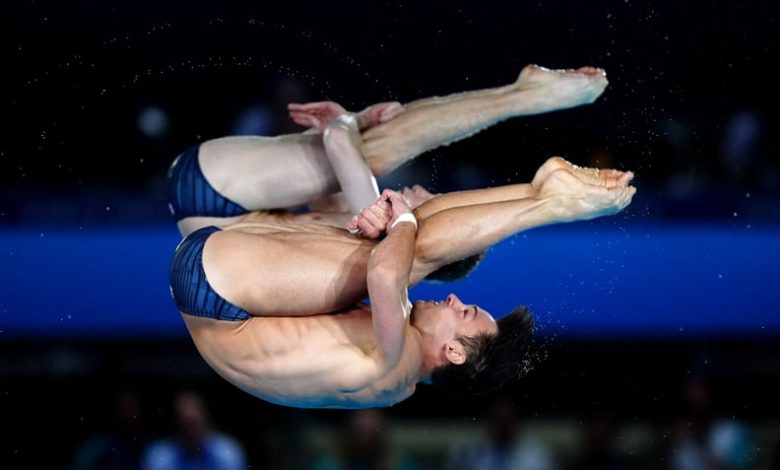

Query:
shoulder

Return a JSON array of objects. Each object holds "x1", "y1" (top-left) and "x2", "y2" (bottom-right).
[{"x1": 365, "y1": 327, "x2": 422, "y2": 404}]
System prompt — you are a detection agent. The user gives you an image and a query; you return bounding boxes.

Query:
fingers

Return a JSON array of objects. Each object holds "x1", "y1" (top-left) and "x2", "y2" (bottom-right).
[
  {"x1": 361, "y1": 205, "x2": 390, "y2": 228},
  {"x1": 381, "y1": 189, "x2": 410, "y2": 206},
  {"x1": 347, "y1": 213, "x2": 383, "y2": 239},
  {"x1": 287, "y1": 102, "x2": 328, "y2": 111},
  {"x1": 356, "y1": 204, "x2": 392, "y2": 238},
  {"x1": 357, "y1": 216, "x2": 383, "y2": 239},
  {"x1": 346, "y1": 189, "x2": 417, "y2": 239},
  {"x1": 289, "y1": 113, "x2": 321, "y2": 129},
  {"x1": 346, "y1": 215, "x2": 360, "y2": 232},
  {"x1": 347, "y1": 197, "x2": 393, "y2": 239}
]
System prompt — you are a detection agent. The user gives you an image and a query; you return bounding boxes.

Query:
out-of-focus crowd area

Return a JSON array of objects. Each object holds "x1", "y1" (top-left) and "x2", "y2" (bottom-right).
[{"x1": 3, "y1": 339, "x2": 779, "y2": 469}]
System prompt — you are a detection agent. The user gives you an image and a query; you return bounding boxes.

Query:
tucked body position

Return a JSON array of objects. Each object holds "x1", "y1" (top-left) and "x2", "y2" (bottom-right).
[{"x1": 167, "y1": 65, "x2": 635, "y2": 408}]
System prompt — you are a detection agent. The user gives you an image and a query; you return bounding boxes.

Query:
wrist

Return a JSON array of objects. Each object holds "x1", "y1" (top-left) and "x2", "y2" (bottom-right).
[
  {"x1": 324, "y1": 113, "x2": 358, "y2": 136},
  {"x1": 390, "y1": 212, "x2": 417, "y2": 232}
]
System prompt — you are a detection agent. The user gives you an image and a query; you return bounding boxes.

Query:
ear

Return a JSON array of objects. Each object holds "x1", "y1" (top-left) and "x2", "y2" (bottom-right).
[{"x1": 444, "y1": 342, "x2": 466, "y2": 365}]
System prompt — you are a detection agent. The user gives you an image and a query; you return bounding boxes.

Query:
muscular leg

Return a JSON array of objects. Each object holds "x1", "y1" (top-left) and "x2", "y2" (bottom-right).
[
  {"x1": 177, "y1": 66, "x2": 607, "y2": 235},
  {"x1": 197, "y1": 134, "x2": 339, "y2": 210},
  {"x1": 361, "y1": 65, "x2": 608, "y2": 175},
  {"x1": 408, "y1": 162, "x2": 635, "y2": 282},
  {"x1": 175, "y1": 133, "x2": 342, "y2": 236},
  {"x1": 412, "y1": 156, "x2": 630, "y2": 220}
]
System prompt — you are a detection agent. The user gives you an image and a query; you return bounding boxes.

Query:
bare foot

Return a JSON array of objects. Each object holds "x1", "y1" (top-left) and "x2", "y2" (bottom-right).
[
  {"x1": 537, "y1": 168, "x2": 636, "y2": 221},
  {"x1": 357, "y1": 102, "x2": 405, "y2": 130},
  {"x1": 532, "y1": 157, "x2": 633, "y2": 190},
  {"x1": 514, "y1": 64, "x2": 609, "y2": 108}
]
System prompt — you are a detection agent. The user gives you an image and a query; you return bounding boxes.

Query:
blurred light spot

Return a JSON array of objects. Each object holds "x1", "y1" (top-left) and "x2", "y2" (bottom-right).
[{"x1": 137, "y1": 106, "x2": 169, "y2": 138}]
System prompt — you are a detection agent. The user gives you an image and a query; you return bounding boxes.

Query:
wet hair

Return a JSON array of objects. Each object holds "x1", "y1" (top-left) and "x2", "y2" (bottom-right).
[
  {"x1": 430, "y1": 306, "x2": 534, "y2": 396},
  {"x1": 424, "y1": 252, "x2": 486, "y2": 282}
]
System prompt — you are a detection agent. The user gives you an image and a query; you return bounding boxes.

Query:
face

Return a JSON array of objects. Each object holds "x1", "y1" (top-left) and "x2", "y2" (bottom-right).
[{"x1": 411, "y1": 293, "x2": 498, "y2": 364}]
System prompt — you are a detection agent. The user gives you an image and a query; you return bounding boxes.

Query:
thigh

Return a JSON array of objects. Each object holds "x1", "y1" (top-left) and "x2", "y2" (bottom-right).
[
  {"x1": 198, "y1": 135, "x2": 340, "y2": 210},
  {"x1": 201, "y1": 228, "x2": 372, "y2": 317}
]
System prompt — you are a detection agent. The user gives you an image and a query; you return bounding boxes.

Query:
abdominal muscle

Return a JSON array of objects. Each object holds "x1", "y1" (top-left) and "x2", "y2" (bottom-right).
[{"x1": 181, "y1": 305, "x2": 418, "y2": 408}]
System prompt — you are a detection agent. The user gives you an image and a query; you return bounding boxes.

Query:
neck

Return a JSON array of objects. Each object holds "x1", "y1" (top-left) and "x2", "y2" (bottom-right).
[{"x1": 410, "y1": 325, "x2": 441, "y2": 383}]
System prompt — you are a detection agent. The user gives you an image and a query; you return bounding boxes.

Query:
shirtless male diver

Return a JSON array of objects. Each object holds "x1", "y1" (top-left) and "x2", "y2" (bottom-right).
[
  {"x1": 168, "y1": 65, "x2": 610, "y2": 236},
  {"x1": 168, "y1": 66, "x2": 636, "y2": 408}
]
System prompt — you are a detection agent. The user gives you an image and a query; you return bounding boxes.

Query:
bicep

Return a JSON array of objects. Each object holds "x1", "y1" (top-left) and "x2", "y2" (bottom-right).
[{"x1": 368, "y1": 271, "x2": 410, "y2": 368}]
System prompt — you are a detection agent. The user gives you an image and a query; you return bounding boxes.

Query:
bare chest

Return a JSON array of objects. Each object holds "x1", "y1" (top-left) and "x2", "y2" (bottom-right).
[{"x1": 183, "y1": 310, "x2": 418, "y2": 408}]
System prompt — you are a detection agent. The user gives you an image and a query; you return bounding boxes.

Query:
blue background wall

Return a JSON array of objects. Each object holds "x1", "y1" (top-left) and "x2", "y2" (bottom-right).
[{"x1": 3, "y1": 220, "x2": 778, "y2": 338}]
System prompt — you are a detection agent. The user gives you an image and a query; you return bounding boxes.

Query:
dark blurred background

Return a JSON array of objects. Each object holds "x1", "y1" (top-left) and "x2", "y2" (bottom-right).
[{"x1": 1, "y1": 1, "x2": 779, "y2": 468}]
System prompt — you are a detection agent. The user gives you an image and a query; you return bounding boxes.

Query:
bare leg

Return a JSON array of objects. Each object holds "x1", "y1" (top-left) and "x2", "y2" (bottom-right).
[
  {"x1": 175, "y1": 134, "x2": 341, "y2": 236},
  {"x1": 197, "y1": 134, "x2": 339, "y2": 210},
  {"x1": 361, "y1": 65, "x2": 608, "y2": 175},
  {"x1": 179, "y1": 66, "x2": 607, "y2": 236},
  {"x1": 408, "y1": 162, "x2": 635, "y2": 281},
  {"x1": 411, "y1": 156, "x2": 630, "y2": 221}
]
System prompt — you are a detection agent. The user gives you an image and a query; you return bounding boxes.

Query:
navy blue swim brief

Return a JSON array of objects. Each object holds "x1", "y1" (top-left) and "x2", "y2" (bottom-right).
[
  {"x1": 167, "y1": 145, "x2": 248, "y2": 220},
  {"x1": 169, "y1": 226, "x2": 252, "y2": 321}
]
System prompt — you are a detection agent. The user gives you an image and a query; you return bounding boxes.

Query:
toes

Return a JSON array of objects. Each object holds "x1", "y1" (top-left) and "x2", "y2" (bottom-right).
[
  {"x1": 618, "y1": 171, "x2": 635, "y2": 186},
  {"x1": 578, "y1": 66, "x2": 607, "y2": 77}
]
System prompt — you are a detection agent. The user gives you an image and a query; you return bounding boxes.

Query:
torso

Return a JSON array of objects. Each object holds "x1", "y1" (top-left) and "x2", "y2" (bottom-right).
[
  {"x1": 181, "y1": 219, "x2": 423, "y2": 408},
  {"x1": 182, "y1": 306, "x2": 421, "y2": 408}
]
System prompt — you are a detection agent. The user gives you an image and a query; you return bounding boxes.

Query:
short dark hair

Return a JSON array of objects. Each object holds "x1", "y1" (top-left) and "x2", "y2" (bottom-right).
[
  {"x1": 430, "y1": 306, "x2": 534, "y2": 396},
  {"x1": 424, "y1": 252, "x2": 486, "y2": 282}
]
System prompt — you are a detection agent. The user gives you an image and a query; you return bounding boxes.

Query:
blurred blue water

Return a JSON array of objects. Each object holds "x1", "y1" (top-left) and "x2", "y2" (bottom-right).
[{"x1": 1, "y1": 221, "x2": 778, "y2": 338}]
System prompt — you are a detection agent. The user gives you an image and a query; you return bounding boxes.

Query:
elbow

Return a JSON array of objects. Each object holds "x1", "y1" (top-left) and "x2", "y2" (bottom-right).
[{"x1": 367, "y1": 261, "x2": 406, "y2": 288}]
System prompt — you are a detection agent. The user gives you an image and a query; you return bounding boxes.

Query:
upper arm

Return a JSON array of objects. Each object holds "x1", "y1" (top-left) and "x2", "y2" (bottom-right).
[{"x1": 367, "y1": 268, "x2": 411, "y2": 369}]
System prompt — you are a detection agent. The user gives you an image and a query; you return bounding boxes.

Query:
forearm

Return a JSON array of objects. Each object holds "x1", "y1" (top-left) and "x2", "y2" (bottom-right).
[
  {"x1": 368, "y1": 222, "x2": 417, "y2": 365},
  {"x1": 322, "y1": 115, "x2": 380, "y2": 214}
]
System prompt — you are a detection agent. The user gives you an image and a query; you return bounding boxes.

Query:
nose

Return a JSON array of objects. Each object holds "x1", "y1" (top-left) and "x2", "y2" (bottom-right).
[{"x1": 446, "y1": 293, "x2": 460, "y2": 306}]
